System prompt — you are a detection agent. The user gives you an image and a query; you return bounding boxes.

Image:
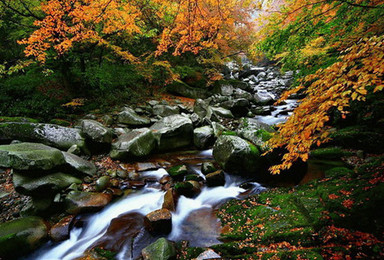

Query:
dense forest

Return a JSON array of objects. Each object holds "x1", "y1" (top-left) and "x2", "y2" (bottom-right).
[{"x1": 1, "y1": 0, "x2": 384, "y2": 259}]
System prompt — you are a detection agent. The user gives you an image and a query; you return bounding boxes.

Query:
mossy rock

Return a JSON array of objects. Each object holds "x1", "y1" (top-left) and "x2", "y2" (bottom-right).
[
  {"x1": 142, "y1": 238, "x2": 176, "y2": 260},
  {"x1": 0, "y1": 117, "x2": 39, "y2": 123},
  {"x1": 0, "y1": 216, "x2": 48, "y2": 259},
  {"x1": 310, "y1": 147, "x2": 353, "y2": 160},
  {"x1": 168, "y1": 165, "x2": 189, "y2": 181}
]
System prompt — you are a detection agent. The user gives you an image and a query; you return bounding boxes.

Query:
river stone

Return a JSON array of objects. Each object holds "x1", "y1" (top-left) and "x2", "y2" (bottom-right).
[
  {"x1": 62, "y1": 152, "x2": 97, "y2": 176},
  {"x1": 201, "y1": 162, "x2": 217, "y2": 175},
  {"x1": 194, "y1": 126, "x2": 215, "y2": 150},
  {"x1": 211, "y1": 122, "x2": 228, "y2": 137},
  {"x1": 150, "y1": 115, "x2": 193, "y2": 152},
  {"x1": 49, "y1": 215, "x2": 74, "y2": 242},
  {"x1": 153, "y1": 105, "x2": 180, "y2": 117},
  {"x1": 0, "y1": 142, "x2": 65, "y2": 171},
  {"x1": 196, "y1": 249, "x2": 222, "y2": 260},
  {"x1": 0, "y1": 123, "x2": 85, "y2": 150},
  {"x1": 162, "y1": 188, "x2": 178, "y2": 211},
  {"x1": 117, "y1": 108, "x2": 151, "y2": 126},
  {"x1": 142, "y1": 238, "x2": 176, "y2": 260},
  {"x1": 0, "y1": 216, "x2": 48, "y2": 259},
  {"x1": 96, "y1": 176, "x2": 110, "y2": 191},
  {"x1": 110, "y1": 128, "x2": 156, "y2": 160},
  {"x1": 81, "y1": 119, "x2": 113, "y2": 143},
  {"x1": 13, "y1": 172, "x2": 82, "y2": 197},
  {"x1": 193, "y1": 99, "x2": 209, "y2": 119},
  {"x1": 207, "y1": 106, "x2": 234, "y2": 121},
  {"x1": 167, "y1": 165, "x2": 188, "y2": 181},
  {"x1": 65, "y1": 191, "x2": 112, "y2": 214},
  {"x1": 213, "y1": 135, "x2": 263, "y2": 175},
  {"x1": 144, "y1": 209, "x2": 172, "y2": 234},
  {"x1": 174, "y1": 181, "x2": 195, "y2": 198},
  {"x1": 205, "y1": 170, "x2": 225, "y2": 187}
]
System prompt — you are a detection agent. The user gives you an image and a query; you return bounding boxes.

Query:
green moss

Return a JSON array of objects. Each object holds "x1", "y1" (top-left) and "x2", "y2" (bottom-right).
[
  {"x1": 167, "y1": 165, "x2": 188, "y2": 181},
  {"x1": 49, "y1": 119, "x2": 71, "y2": 127},
  {"x1": 0, "y1": 117, "x2": 39, "y2": 123},
  {"x1": 310, "y1": 147, "x2": 353, "y2": 160},
  {"x1": 221, "y1": 130, "x2": 238, "y2": 136},
  {"x1": 254, "y1": 129, "x2": 273, "y2": 142}
]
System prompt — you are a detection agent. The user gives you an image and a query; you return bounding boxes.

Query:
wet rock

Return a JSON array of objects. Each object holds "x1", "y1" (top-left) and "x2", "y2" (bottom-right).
[
  {"x1": 211, "y1": 122, "x2": 228, "y2": 137},
  {"x1": 92, "y1": 212, "x2": 144, "y2": 252},
  {"x1": 117, "y1": 107, "x2": 151, "y2": 126},
  {"x1": 213, "y1": 135, "x2": 263, "y2": 175},
  {"x1": 0, "y1": 142, "x2": 65, "y2": 171},
  {"x1": 205, "y1": 170, "x2": 225, "y2": 187},
  {"x1": 162, "y1": 188, "x2": 178, "y2": 211},
  {"x1": 185, "y1": 174, "x2": 203, "y2": 182},
  {"x1": 135, "y1": 162, "x2": 158, "y2": 172},
  {"x1": 65, "y1": 191, "x2": 112, "y2": 214},
  {"x1": 153, "y1": 105, "x2": 180, "y2": 117},
  {"x1": 174, "y1": 181, "x2": 195, "y2": 197},
  {"x1": 144, "y1": 209, "x2": 172, "y2": 235},
  {"x1": 167, "y1": 165, "x2": 188, "y2": 181},
  {"x1": 159, "y1": 175, "x2": 172, "y2": 185},
  {"x1": 81, "y1": 119, "x2": 113, "y2": 144},
  {"x1": 49, "y1": 215, "x2": 74, "y2": 242},
  {"x1": 0, "y1": 216, "x2": 48, "y2": 259},
  {"x1": 110, "y1": 128, "x2": 156, "y2": 160},
  {"x1": 150, "y1": 115, "x2": 193, "y2": 152},
  {"x1": 13, "y1": 172, "x2": 82, "y2": 197},
  {"x1": 0, "y1": 123, "x2": 85, "y2": 150},
  {"x1": 208, "y1": 106, "x2": 234, "y2": 120},
  {"x1": 201, "y1": 162, "x2": 217, "y2": 175},
  {"x1": 193, "y1": 99, "x2": 210, "y2": 119},
  {"x1": 239, "y1": 67, "x2": 266, "y2": 79},
  {"x1": 141, "y1": 237, "x2": 176, "y2": 260},
  {"x1": 194, "y1": 126, "x2": 215, "y2": 150},
  {"x1": 62, "y1": 152, "x2": 97, "y2": 176},
  {"x1": 96, "y1": 176, "x2": 110, "y2": 191}
]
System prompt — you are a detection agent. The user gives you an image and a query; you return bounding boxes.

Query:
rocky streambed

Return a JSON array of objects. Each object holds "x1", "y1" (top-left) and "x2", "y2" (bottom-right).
[{"x1": 0, "y1": 63, "x2": 309, "y2": 259}]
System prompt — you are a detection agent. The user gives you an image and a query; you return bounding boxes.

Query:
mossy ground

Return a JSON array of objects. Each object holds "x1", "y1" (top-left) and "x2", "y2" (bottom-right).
[{"x1": 208, "y1": 155, "x2": 384, "y2": 259}]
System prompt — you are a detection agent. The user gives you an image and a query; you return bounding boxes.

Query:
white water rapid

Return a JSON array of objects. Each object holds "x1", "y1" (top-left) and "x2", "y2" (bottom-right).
[{"x1": 27, "y1": 165, "x2": 264, "y2": 260}]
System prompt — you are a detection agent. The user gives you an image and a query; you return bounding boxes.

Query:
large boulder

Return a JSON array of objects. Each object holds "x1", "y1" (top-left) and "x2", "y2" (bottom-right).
[
  {"x1": 213, "y1": 135, "x2": 264, "y2": 175},
  {"x1": 150, "y1": 115, "x2": 193, "y2": 151},
  {"x1": 0, "y1": 123, "x2": 85, "y2": 150},
  {"x1": 167, "y1": 81, "x2": 209, "y2": 99},
  {"x1": 141, "y1": 238, "x2": 176, "y2": 260},
  {"x1": 62, "y1": 152, "x2": 97, "y2": 176},
  {"x1": 153, "y1": 105, "x2": 180, "y2": 117},
  {"x1": 0, "y1": 216, "x2": 48, "y2": 259},
  {"x1": 65, "y1": 191, "x2": 112, "y2": 214},
  {"x1": 13, "y1": 172, "x2": 82, "y2": 197},
  {"x1": 194, "y1": 126, "x2": 215, "y2": 149},
  {"x1": 110, "y1": 128, "x2": 157, "y2": 160},
  {"x1": 81, "y1": 119, "x2": 113, "y2": 144},
  {"x1": 117, "y1": 108, "x2": 151, "y2": 127},
  {"x1": 207, "y1": 106, "x2": 234, "y2": 120},
  {"x1": 0, "y1": 143, "x2": 65, "y2": 171}
]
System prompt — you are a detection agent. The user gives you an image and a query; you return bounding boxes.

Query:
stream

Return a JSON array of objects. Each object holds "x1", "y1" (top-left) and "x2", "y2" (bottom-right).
[{"x1": 26, "y1": 62, "x2": 298, "y2": 259}]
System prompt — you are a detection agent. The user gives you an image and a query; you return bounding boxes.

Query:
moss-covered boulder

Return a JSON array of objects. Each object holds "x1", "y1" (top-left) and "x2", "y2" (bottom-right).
[
  {"x1": 110, "y1": 128, "x2": 157, "y2": 160},
  {"x1": 193, "y1": 126, "x2": 215, "y2": 150},
  {"x1": 0, "y1": 142, "x2": 65, "y2": 171},
  {"x1": 310, "y1": 147, "x2": 353, "y2": 160},
  {"x1": 141, "y1": 237, "x2": 176, "y2": 260},
  {"x1": 167, "y1": 165, "x2": 188, "y2": 181},
  {"x1": 0, "y1": 216, "x2": 48, "y2": 259},
  {"x1": 62, "y1": 151, "x2": 97, "y2": 176},
  {"x1": 117, "y1": 107, "x2": 151, "y2": 127},
  {"x1": 13, "y1": 171, "x2": 82, "y2": 197},
  {"x1": 150, "y1": 115, "x2": 193, "y2": 152},
  {"x1": 81, "y1": 119, "x2": 113, "y2": 144},
  {"x1": 0, "y1": 122, "x2": 85, "y2": 150},
  {"x1": 213, "y1": 135, "x2": 263, "y2": 176}
]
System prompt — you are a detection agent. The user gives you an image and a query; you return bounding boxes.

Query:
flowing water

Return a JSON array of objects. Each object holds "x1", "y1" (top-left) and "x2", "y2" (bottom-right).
[{"x1": 26, "y1": 151, "x2": 266, "y2": 260}]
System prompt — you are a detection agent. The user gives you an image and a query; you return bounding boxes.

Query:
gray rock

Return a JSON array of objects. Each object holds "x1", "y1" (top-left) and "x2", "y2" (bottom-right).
[
  {"x1": 67, "y1": 144, "x2": 81, "y2": 155},
  {"x1": 13, "y1": 171, "x2": 82, "y2": 197},
  {"x1": 110, "y1": 128, "x2": 156, "y2": 159},
  {"x1": 81, "y1": 119, "x2": 113, "y2": 143},
  {"x1": 0, "y1": 216, "x2": 48, "y2": 259},
  {"x1": 150, "y1": 115, "x2": 193, "y2": 152},
  {"x1": 142, "y1": 238, "x2": 176, "y2": 260},
  {"x1": 213, "y1": 135, "x2": 263, "y2": 175},
  {"x1": 201, "y1": 162, "x2": 217, "y2": 175},
  {"x1": 196, "y1": 249, "x2": 222, "y2": 260},
  {"x1": 62, "y1": 152, "x2": 97, "y2": 176},
  {"x1": 101, "y1": 115, "x2": 114, "y2": 126},
  {"x1": 0, "y1": 123, "x2": 85, "y2": 150},
  {"x1": 194, "y1": 126, "x2": 214, "y2": 149},
  {"x1": 193, "y1": 99, "x2": 209, "y2": 119},
  {"x1": 0, "y1": 143, "x2": 65, "y2": 171},
  {"x1": 149, "y1": 100, "x2": 160, "y2": 106},
  {"x1": 153, "y1": 105, "x2": 180, "y2": 117},
  {"x1": 208, "y1": 106, "x2": 234, "y2": 119},
  {"x1": 117, "y1": 108, "x2": 151, "y2": 126},
  {"x1": 211, "y1": 122, "x2": 228, "y2": 137}
]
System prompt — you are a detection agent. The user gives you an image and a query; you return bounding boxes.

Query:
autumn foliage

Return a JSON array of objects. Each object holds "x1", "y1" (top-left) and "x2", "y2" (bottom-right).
[
  {"x1": 252, "y1": 0, "x2": 384, "y2": 173},
  {"x1": 18, "y1": 0, "x2": 254, "y2": 63}
]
